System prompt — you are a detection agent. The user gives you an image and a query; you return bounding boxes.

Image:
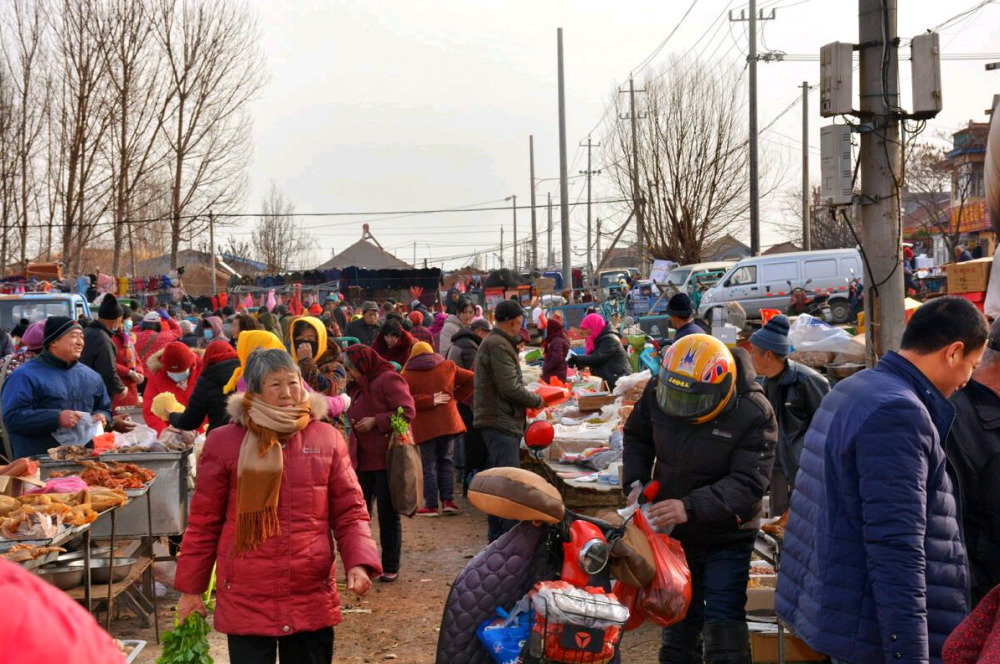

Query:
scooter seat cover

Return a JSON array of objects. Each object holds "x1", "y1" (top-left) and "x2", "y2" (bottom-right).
[
  {"x1": 468, "y1": 467, "x2": 565, "y2": 524},
  {"x1": 597, "y1": 510, "x2": 657, "y2": 589}
]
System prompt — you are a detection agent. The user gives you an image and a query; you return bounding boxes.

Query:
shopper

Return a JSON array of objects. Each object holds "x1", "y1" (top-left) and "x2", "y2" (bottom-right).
[
  {"x1": 1, "y1": 317, "x2": 112, "y2": 458},
  {"x1": 175, "y1": 349, "x2": 380, "y2": 663},
  {"x1": 372, "y1": 318, "x2": 415, "y2": 367},
  {"x1": 541, "y1": 317, "x2": 571, "y2": 383},
  {"x1": 438, "y1": 298, "x2": 475, "y2": 357},
  {"x1": 942, "y1": 584, "x2": 1000, "y2": 663},
  {"x1": 623, "y1": 334, "x2": 778, "y2": 664},
  {"x1": 748, "y1": 314, "x2": 830, "y2": 514},
  {"x1": 777, "y1": 296, "x2": 988, "y2": 664},
  {"x1": 446, "y1": 318, "x2": 490, "y2": 488},
  {"x1": 134, "y1": 311, "x2": 181, "y2": 378},
  {"x1": 667, "y1": 293, "x2": 701, "y2": 342},
  {"x1": 956, "y1": 245, "x2": 975, "y2": 263},
  {"x1": 345, "y1": 301, "x2": 381, "y2": 346},
  {"x1": 80, "y1": 294, "x2": 127, "y2": 400},
  {"x1": 408, "y1": 311, "x2": 434, "y2": 346},
  {"x1": 258, "y1": 304, "x2": 282, "y2": 339},
  {"x1": 402, "y1": 342, "x2": 474, "y2": 517},
  {"x1": 143, "y1": 341, "x2": 205, "y2": 435},
  {"x1": 473, "y1": 300, "x2": 545, "y2": 542},
  {"x1": 166, "y1": 340, "x2": 241, "y2": 433},
  {"x1": 568, "y1": 313, "x2": 632, "y2": 389},
  {"x1": 290, "y1": 316, "x2": 347, "y2": 396},
  {"x1": 200, "y1": 316, "x2": 226, "y2": 348},
  {"x1": 231, "y1": 312, "x2": 262, "y2": 348},
  {"x1": 111, "y1": 308, "x2": 144, "y2": 411},
  {"x1": 2, "y1": 320, "x2": 44, "y2": 380},
  {"x1": 344, "y1": 344, "x2": 415, "y2": 582},
  {"x1": 178, "y1": 320, "x2": 201, "y2": 348},
  {"x1": 223, "y1": 331, "x2": 288, "y2": 395},
  {"x1": 949, "y1": 317, "x2": 1000, "y2": 606}
]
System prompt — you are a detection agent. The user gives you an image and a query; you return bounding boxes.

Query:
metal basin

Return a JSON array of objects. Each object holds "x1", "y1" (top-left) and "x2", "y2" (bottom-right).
[
  {"x1": 56, "y1": 547, "x2": 113, "y2": 563},
  {"x1": 825, "y1": 362, "x2": 865, "y2": 379},
  {"x1": 90, "y1": 557, "x2": 136, "y2": 584},
  {"x1": 38, "y1": 561, "x2": 85, "y2": 590}
]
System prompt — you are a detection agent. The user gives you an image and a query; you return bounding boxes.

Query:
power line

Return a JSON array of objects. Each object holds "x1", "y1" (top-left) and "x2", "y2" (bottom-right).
[{"x1": 631, "y1": 0, "x2": 701, "y2": 77}]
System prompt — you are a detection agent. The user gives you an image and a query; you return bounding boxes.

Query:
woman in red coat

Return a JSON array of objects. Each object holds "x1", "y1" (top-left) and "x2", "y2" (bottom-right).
[
  {"x1": 175, "y1": 349, "x2": 380, "y2": 663},
  {"x1": 142, "y1": 342, "x2": 204, "y2": 434},
  {"x1": 344, "y1": 344, "x2": 415, "y2": 582},
  {"x1": 371, "y1": 318, "x2": 415, "y2": 367},
  {"x1": 111, "y1": 313, "x2": 143, "y2": 411},
  {"x1": 401, "y1": 342, "x2": 474, "y2": 517},
  {"x1": 541, "y1": 316, "x2": 571, "y2": 382}
]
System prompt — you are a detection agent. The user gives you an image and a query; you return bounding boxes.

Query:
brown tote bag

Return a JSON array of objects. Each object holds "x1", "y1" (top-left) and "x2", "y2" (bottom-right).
[{"x1": 386, "y1": 429, "x2": 423, "y2": 518}]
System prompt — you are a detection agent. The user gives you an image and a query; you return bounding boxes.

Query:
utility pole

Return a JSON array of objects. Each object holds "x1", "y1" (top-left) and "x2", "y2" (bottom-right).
[
  {"x1": 730, "y1": 1, "x2": 776, "y2": 256},
  {"x1": 547, "y1": 192, "x2": 554, "y2": 267},
  {"x1": 801, "y1": 81, "x2": 811, "y2": 250},
  {"x1": 500, "y1": 226, "x2": 505, "y2": 267},
  {"x1": 505, "y1": 195, "x2": 518, "y2": 270},
  {"x1": 858, "y1": 0, "x2": 904, "y2": 358},
  {"x1": 209, "y1": 211, "x2": 217, "y2": 297},
  {"x1": 529, "y1": 135, "x2": 538, "y2": 269},
  {"x1": 596, "y1": 217, "x2": 602, "y2": 272},
  {"x1": 558, "y1": 28, "x2": 572, "y2": 299},
  {"x1": 413, "y1": 241, "x2": 416, "y2": 266},
  {"x1": 579, "y1": 136, "x2": 601, "y2": 281},
  {"x1": 625, "y1": 77, "x2": 646, "y2": 272}
]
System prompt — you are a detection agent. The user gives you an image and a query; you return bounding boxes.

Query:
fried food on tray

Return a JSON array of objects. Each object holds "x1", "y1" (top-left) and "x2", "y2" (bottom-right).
[
  {"x1": 1, "y1": 510, "x2": 60, "y2": 539},
  {"x1": 0, "y1": 495, "x2": 19, "y2": 517},
  {"x1": 88, "y1": 487, "x2": 128, "y2": 512},
  {"x1": 0, "y1": 544, "x2": 66, "y2": 563},
  {"x1": 66, "y1": 504, "x2": 98, "y2": 526},
  {"x1": 46, "y1": 445, "x2": 93, "y2": 461}
]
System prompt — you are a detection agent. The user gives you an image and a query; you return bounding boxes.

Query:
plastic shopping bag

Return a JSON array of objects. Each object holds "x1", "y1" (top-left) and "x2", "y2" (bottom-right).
[
  {"x1": 611, "y1": 581, "x2": 646, "y2": 631},
  {"x1": 386, "y1": 431, "x2": 423, "y2": 518},
  {"x1": 633, "y1": 508, "x2": 692, "y2": 627},
  {"x1": 477, "y1": 599, "x2": 531, "y2": 664}
]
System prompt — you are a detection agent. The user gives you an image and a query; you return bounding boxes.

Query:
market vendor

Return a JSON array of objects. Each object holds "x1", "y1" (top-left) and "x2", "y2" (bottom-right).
[
  {"x1": 1, "y1": 317, "x2": 113, "y2": 458},
  {"x1": 568, "y1": 313, "x2": 632, "y2": 389},
  {"x1": 623, "y1": 334, "x2": 777, "y2": 664},
  {"x1": 175, "y1": 348, "x2": 380, "y2": 662},
  {"x1": 748, "y1": 314, "x2": 829, "y2": 514}
]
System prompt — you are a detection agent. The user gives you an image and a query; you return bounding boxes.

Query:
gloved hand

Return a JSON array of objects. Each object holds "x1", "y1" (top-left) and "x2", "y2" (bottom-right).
[{"x1": 151, "y1": 392, "x2": 185, "y2": 421}]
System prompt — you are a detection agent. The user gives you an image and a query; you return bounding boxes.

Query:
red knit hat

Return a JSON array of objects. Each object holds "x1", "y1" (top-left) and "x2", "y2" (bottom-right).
[
  {"x1": 161, "y1": 342, "x2": 196, "y2": 372},
  {"x1": 203, "y1": 339, "x2": 238, "y2": 367},
  {"x1": 408, "y1": 311, "x2": 424, "y2": 326},
  {"x1": 309, "y1": 303, "x2": 323, "y2": 315}
]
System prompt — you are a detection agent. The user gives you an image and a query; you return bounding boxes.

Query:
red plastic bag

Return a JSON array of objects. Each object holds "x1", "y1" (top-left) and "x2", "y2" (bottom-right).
[
  {"x1": 611, "y1": 581, "x2": 646, "y2": 631},
  {"x1": 633, "y1": 508, "x2": 692, "y2": 627}
]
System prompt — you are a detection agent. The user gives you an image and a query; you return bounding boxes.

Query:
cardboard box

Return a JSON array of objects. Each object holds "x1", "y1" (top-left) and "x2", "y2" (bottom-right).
[
  {"x1": 947, "y1": 258, "x2": 992, "y2": 294},
  {"x1": 577, "y1": 393, "x2": 616, "y2": 412},
  {"x1": 750, "y1": 630, "x2": 826, "y2": 663},
  {"x1": 745, "y1": 575, "x2": 777, "y2": 614}
]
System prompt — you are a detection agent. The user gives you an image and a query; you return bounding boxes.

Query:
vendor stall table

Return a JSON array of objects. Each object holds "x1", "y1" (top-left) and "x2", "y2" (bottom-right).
[{"x1": 539, "y1": 459, "x2": 624, "y2": 510}]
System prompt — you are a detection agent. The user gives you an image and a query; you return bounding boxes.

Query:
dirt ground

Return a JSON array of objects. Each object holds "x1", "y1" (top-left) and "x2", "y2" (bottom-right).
[{"x1": 118, "y1": 493, "x2": 662, "y2": 663}]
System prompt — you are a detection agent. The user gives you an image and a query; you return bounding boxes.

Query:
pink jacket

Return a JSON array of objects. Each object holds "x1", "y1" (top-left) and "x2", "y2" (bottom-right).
[{"x1": 174, "y1": 392, "x2": 381, "y2": 637}]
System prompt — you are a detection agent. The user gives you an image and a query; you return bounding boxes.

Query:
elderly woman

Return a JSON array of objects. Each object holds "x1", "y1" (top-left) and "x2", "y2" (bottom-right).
[
  {"x1": 344, "y1": 345, "x2": 415, "y2": 582},
  {"x1": 568, "y1": 312, "x2": 632, "y2": 389},
  {"x1": 175, "y1": 349, "x2": 380, "y2": 663}
]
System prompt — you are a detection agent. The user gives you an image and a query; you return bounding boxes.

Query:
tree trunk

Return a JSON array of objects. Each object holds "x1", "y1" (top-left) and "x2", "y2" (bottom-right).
[{"x1": 170, "y1": 97, "x2": 185, "y2": 270}]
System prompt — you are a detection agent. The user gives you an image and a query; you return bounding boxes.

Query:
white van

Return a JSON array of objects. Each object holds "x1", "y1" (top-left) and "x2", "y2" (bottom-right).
[{"x1": 697, "y1": 248, "x2": 862, "y2": 323}]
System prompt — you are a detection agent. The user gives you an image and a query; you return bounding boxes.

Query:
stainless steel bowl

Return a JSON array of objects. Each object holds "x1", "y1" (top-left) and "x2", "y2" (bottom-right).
[
  {"x1": 90, "y1": 557, "x2": 136, "y2": 584},
  {"x1": 825, "y1": 362, "x2": 865, "y2": 379},
  {"x1": 37, "y1": 561, "x2": 85, "y2": 590},
  {"x1": 56, "y1": 546, "x2": 113, "y2": 563}
]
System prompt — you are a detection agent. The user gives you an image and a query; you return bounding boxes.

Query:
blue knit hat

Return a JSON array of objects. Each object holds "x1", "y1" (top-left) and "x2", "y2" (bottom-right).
[
  {"x1": 750, "y1": 314, "x2": 791, "y2": 356},
  {"x1": 666, "y1": 293, "x2": 693, "y2": 318}
]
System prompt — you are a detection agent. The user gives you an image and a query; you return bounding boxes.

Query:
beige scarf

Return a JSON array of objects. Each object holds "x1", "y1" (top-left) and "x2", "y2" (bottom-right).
[{"x1": 234, "y1": 394, "x2": 312, "y2": 554}]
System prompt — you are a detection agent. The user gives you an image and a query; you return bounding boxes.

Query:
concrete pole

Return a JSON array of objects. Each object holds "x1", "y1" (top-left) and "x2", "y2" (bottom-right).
[
  {"x1": 530, "y1": 135, "x2": 538, "y2": 270},
  {"x1": 748, "y1": 0, "x2": 761, "y2": 256},
  {"x1": 802, "y1": 81, "x2": 811, "y2": 251},
  {"x1": 558, "y1": 28, "x2": 572, "y2": 298},
  {"x1": 859, "y1": 0, "x2": 905, "y2": 360},
  {"x1": 547, "y1": 192, "x2": 553, "y2": 267}
]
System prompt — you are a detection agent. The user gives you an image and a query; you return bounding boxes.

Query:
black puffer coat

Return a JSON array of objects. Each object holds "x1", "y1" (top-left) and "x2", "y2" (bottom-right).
[
  {"x1": 622, "y1": 348, "x2": 777, "y2": 552},
  {"x1": 446, "y1": 329, "x2": 481, "y2": 372},
  {"x1": 168, "y1": 358, "x2": 241, "y2": 432},
  {"x1": 571, "y1": 325, "x2": 632, "y2": 389}
]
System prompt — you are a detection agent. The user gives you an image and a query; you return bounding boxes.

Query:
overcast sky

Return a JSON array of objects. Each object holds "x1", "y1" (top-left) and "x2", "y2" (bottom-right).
[{"x1": 230, "y1": 0, "x2": 1000, "y2": 271}]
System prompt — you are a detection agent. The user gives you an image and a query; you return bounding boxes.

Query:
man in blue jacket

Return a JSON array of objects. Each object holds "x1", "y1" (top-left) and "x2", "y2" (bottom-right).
[
  {"x1": 776, "y1": 297, "x2": 987, "y2": 664},
  {"x1": 1, "y1": 317, "x2": 112, "y2": 458}
]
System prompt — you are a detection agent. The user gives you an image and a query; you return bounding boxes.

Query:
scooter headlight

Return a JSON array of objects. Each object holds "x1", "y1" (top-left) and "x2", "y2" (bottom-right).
[{"x1": 578, "y1": 538, "x2": 610, "y2": 575}]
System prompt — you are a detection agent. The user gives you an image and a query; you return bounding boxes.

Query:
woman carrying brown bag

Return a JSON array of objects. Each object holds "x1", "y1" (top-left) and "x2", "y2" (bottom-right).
[{"x1": 402, "y1": 342, "x2": 474, "y2": 517}]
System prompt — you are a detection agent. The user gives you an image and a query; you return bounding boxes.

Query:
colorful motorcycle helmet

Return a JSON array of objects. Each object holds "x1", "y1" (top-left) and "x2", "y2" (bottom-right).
[{"x1": 655, "y1": 333, "x2": 736, "y2": 424}]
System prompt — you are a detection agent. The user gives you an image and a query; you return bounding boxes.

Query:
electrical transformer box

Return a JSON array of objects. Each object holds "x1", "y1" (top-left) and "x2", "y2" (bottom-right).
[{"x1": 820, "y1": 42, "x2": 853, "y2": 117}]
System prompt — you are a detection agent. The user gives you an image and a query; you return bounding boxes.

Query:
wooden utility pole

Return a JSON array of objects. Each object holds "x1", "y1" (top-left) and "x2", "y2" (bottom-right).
[
  {"x1": 859, "y1": 0, "x2": 904, "y2": 359},
  {"x1": 801, "y1": 81, "x2": 812, "y2": 250}
]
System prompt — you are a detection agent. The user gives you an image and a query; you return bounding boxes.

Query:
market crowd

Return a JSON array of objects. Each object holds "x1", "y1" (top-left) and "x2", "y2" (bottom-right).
[{"x1": 7, "y1": 285, "x2": 1000, "y2": 664}]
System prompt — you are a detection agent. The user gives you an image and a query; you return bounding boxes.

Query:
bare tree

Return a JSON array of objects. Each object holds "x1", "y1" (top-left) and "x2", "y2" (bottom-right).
[
  {"x1": 603, "y1": 59, "x2": 782, "y2": 264},
  {"x1": 775, "y1": 185, "x2": 858, "y2": 249},
  {"x1": 253, "y1": 181, "x2": 309, "y2": 272},
  {"x1": 905, "y1": 141, "x2": 966, "y2": 256},
  {"x1": 0, "y1": 64, "x2": 17, "y2": 273},
  {"x1": 154, "y1": 0, "x2": 265, "y2": 269}
]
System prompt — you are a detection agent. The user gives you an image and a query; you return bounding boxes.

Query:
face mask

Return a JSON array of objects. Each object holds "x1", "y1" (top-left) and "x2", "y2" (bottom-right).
[
  {"x1": 167, "y1": 370, "x2": 190, "y2": 383},
  {"x1": 204, "y1": 329, "x2": 214, "y2": 341},
  {"x1": 124, "y1": 320, "x2": 133, "y2": 333},
  {"x1": 295, "y1": 338, "x2": 319, "y2": 358}
]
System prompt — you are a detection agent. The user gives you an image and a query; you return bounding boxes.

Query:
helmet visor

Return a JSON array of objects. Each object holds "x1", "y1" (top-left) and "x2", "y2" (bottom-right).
[{"x1": 656, "y1": 368, "x2": 732, "y2": 420}]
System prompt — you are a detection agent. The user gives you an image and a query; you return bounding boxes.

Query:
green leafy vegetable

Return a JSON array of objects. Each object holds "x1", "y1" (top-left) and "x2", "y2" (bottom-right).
[
  {"x1": 390, "y1": 406, "x2": 410, "y2": 437},
  {"x1": 157, "y1": 613, "x2": 213, "y2": 664}
]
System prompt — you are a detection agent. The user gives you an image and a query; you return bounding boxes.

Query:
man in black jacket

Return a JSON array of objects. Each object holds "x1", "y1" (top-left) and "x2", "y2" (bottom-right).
[
  {"x1": 80, "y1": 294, "x2": 127, "y2": 401},
  {"x1": 949, "y1": 319, "x2": 1000, "y2": 607},
  {"x1": 624, "y1": 333, "x2": 777, "y2": 664},
  {"x1": 344, "y1": 301, "x2": 381, "y2": 346},
  {"x1": 748, "y1": 314, "x2": 830, "y2": 514}
]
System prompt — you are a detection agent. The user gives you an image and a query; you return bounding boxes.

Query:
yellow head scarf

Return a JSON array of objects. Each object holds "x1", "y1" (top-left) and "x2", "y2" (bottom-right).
[
  {"x1": 288, "y1": 316, "x2": 329, "y2": 363},
  {"x1": 409, "y1": 341, "x2": 434, "y2": 359},
  {"x1": 223, "y1": 330, "x2": 286, "y2": 394}
]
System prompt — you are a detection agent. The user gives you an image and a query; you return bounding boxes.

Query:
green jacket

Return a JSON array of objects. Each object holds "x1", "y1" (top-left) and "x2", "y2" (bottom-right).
[{"x1": 473, "y1": 327, "x2": 544, "y2": 438}]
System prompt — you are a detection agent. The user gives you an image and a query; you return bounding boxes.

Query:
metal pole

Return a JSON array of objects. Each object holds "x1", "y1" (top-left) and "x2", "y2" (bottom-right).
[
  {"x1": 512, "y1": 195, "x2": 518, "y2": 270},
  {"x1": 558, "y1": 28, "x2": 572, "y2": 298},
  {"x1": 596, "y1": 217, "x2": 602, "y2": 271},
  {"x1": 859, "y1": 0, "x2": 904, "y2": 360},
  {"x1": 530, "y1": 135, "x2": 538, "y2": 270},
  {"x1": 580, "y1": 137, "x2": 600, "y2": 281},
  {"x1": 500, "y1": 226, "x2": 504, "y2": 267},
  {"x1": 748, "y1": 0, "x2": 760, "y2": 256},
  {"x1": 547, "y1": 192, "x2": 553, "y2": 267},
  {"x1": 209, "y1": 211, "x2": 217, "y2": 297},
  {"x1": 802, "y1": 81, "x2": 811, "y2": 251},
  {"x1": 629, "y1": 77, "x2": 644, "y2": 271}
]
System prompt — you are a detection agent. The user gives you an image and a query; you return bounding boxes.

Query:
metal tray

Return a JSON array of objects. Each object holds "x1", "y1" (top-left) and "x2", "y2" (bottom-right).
[{"x1": 92, "y1": 450, "x2": 191, "y2": 537}]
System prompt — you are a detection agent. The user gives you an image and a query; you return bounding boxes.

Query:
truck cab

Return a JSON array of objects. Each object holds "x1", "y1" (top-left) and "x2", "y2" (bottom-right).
[{"x1": 0, "y1": 293, "x2": 91, "y2": 330}]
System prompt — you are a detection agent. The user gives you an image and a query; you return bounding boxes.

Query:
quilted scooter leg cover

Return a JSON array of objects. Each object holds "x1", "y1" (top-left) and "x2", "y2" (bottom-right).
[{"x1": 435, "y1": 522, "x2": 557, "y2": 664}]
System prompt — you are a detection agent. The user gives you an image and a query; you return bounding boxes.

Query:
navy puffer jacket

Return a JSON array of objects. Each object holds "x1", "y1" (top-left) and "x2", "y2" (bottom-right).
[{"x1": 776, "y1": 351, "x2": 968, "y2": 664}]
